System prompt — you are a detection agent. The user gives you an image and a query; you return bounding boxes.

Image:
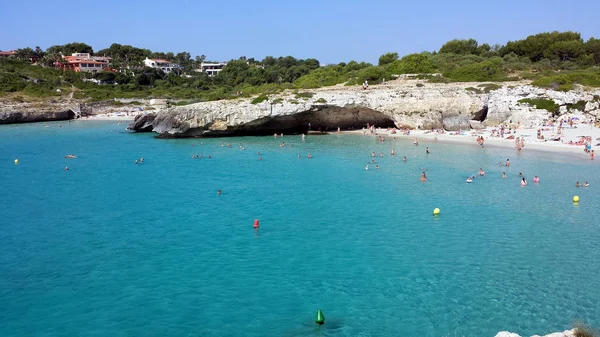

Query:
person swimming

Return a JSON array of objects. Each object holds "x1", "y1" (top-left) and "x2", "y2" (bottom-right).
[
  {"x1": 371, "y1": 152, "x2": 376, "y2": 157},
  {"x1": 584, "y1": 181, "x2": 589, "y2": 187},
  {"x1": 375, "y1": 165, "x2": 379, "y2": 169},
  {"x1": 420, "y1": 171, "x2": 427, "y2": 182},
  {"x1": 506, "y1": 159, "x2": 511, "y2": 167},
  {"x1": 402, "y1": 156, "x2": 407, "y2": 162},
  {"x1": 391, "y1": 149, "x2": 395, "y2": 155},
  {"x1": 426, "y1": 147, "x2": 430, "y2": 154},
  {"x1": 479, "y1": 168, "x2": 485, "y2": 176},
  {"x1": 502, "y1": 172, "x2": 507, "y2": 179},
  {"x1": 307, "y1": 153, "x2": 312, "y2": 158},
  {"x1": 576, "y1": 182, "x2": 581, "y2": 187},
  {"x1": 533, "y1": 176, "x2": 539, "y2": 183},
  {"x1": 521, "y1": 177, "x2": 527, "y2": 186},
  {"x1": 466, "y1": 177, "x2": 472, "y2": 183},
  {"x1": 365, "y1": 165, "x2": 369, "y2": 170},
  {"x1": 217, "y1": 189, "x2": 222, "y2": 195}
]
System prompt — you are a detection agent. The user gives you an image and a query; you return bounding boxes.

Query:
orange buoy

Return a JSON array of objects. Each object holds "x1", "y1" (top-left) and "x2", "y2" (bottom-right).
[{"x1": 253, "y1": 219, "x2": 259, "y2": 228}]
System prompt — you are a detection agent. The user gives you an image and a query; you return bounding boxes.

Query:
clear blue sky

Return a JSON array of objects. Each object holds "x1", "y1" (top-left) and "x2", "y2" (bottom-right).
[{"x1": 1, "y1": 0, "x2": 598, "y2": 64}]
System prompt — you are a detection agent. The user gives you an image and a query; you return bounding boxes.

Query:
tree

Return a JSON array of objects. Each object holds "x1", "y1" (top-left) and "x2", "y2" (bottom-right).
[
  {"x1": 387, "y1": 53, "x2": 437, "y2": 74},
  {"x1": 378, "y1": 52, "x2": 399, "y2": 65},
  {"x1": 46, "y1": 42, "x2": 93, "y2": 56},
  {"x1": 585, "y1": 38, "x2": 600, "y2": 64},
  {"x1": 544, "y1": 40, "x2": 585, "y2": 62},
  {"x1": 500, "y1": 31, "x2": 581, "y2": 62},
  {"x1": 439, "y1": 39, "x2": 478, "y2": 55}
]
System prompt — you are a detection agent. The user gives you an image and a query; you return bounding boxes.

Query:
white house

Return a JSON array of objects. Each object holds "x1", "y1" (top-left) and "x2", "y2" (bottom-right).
[
  {"x1": 144, "y1": 57, "x2": 180, "y2": 74},
  {"x1": 197, "y1": 62, "x2": 227, "y2": 76}
]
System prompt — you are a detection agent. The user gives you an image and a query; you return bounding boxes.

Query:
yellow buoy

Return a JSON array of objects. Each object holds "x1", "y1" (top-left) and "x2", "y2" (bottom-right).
[
  {"x1": 573, "y1": 196, "x2": 580, "y2": 203},
  {"x1": 433, "y1": 208, "x2": 440, "y2": 215},
  {"x1": 14, "y1": 159, "x2": 19, "y2": 164}
]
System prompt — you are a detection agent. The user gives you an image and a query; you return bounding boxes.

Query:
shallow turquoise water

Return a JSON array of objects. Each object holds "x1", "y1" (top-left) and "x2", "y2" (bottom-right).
[{"x1": 1, "y1": 121, "x2": 599, "y2": 337}]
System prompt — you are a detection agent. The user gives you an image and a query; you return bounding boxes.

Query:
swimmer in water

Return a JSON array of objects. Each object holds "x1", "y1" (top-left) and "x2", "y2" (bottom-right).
[
  {"x1": 584, "y1": 181, "x2": 589, "y2": 187},
  {"x1": 365, "y1": 165, "x2": 369, "y2": 170},
  {"x1": 258, "y1": 156, "x2": 263, "y2": 161},
  {"x1": 379, "y1": 153, "x2": 383, "y2": 157},
  {"x1": 307, "y1": 153, "x2": 312, "y2": 158},
  {"x1": 217, "y1": 189, "x2": 222, "y2": 195},
  {"x1": 140, "y1": 157, "x2": 144, "y2": 163},
  {"x1": 519, "y1": 172, "x2": 523, "y2": 177},
  {"x1": 533, "y1": 176, "x2": 539, "y2": 183},
  {"x1": 576, "y1": 182, "x2": 581, "y2": 187},
  {"x1": 371, "y1": 152, "x2": 376, "y2": 157},
  {"x1": 521, "y1": 177, "x2": 527, "y2": 186},
  {"x1": 502, "y1": 172, "x2": 507, "y2": 179},
  {"x1": 426, "y1": 147, "x2": 430, "y2": 154},
  {"x1": 391, "y1": 149, "x2": 395, "y2": 155},
  {"x1": 466, "y1": 177, "x2": 472, "y2": 183},
  {"x1": 134, "y1": 160, "x2": 139, "y2": 164},
  {"x1": 479, "y1": 168, "x2": 485, "y2": 176},
  {"x1": 420, "y1": 171, "x2": 427, "y2": 182},
  {"x1": 297, "y1": 154, "x2": 301, "y2": 158},
  {"x1": 375, "y1": 165, "x2": 379, "y2": 169},
  {"x1": 402, "y1": 156, "x2": 407, "y2": 162},
  {"x1": 506, "y1": 158, "x2": 511, "y2": 167},
  {"x1": 414, "y1": 138, "x2": 419, "y2": 146},
  {"x1": 65, "y1": 166, "x2": 69, "y2": 171}
]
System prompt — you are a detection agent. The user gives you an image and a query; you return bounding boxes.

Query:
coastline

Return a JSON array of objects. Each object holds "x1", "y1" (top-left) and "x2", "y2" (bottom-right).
[{"x1": 342, "y1": 123, "x2": 599, "y2": 158}]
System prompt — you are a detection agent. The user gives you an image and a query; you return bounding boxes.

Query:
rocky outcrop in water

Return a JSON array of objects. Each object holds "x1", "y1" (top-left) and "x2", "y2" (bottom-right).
[
  {"x1": 0, "y1": 109, "x2": 75, "y2": 124},
  {"x1": 126, "y1": 82, "x2": 600, "y2": 137}
]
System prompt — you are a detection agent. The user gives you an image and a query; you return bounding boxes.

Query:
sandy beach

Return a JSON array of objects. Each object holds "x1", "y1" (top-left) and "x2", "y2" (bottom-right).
[{"x1": 344, "y1": 119, "x2": 600, "y2": 159}]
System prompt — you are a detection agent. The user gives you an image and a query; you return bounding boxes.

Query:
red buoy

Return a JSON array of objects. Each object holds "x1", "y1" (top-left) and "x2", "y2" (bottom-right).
[{"x1": 253, "y1": 219, "x2": 259, "y2": 228}]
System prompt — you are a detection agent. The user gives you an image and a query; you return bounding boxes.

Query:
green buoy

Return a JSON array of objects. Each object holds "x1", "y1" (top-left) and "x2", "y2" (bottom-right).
[{"x1": 315, "y1": 309, "x2": 325, "y2": 325}]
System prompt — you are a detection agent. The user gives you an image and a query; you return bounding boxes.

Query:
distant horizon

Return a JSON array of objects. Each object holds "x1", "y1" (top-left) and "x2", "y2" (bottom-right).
[{"x1": 1, "y1": 0, "x2": 599, "y2": 64}]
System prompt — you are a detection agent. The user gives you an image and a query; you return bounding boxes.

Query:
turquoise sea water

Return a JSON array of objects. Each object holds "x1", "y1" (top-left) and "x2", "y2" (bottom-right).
[{"x1": 1, "y1": 121, "x2": 599, "y2": 337}]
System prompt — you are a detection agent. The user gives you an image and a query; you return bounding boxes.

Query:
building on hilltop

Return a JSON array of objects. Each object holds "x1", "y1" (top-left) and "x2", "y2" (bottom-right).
[
  {"x1": 143, "y1": 57, "x2": 181, "y2": 74},
  {"x1": 0, "y1": 50, "x2": 16, "y2": 58},
  {"x1": 197, "y1": 62, "x2": 227, "y2": 76},
  {"x1": 55, "y1": 53, "x2": 112, "y2": 73}
]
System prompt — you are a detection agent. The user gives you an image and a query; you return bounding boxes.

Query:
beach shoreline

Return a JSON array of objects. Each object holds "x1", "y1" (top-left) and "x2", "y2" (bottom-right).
[{"x1": 341, "y1": 122, "x2": 599, "y2": 159}]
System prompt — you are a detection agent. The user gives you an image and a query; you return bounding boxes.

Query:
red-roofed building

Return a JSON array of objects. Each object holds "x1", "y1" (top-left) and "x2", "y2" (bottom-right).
[
  {"x1": 56, "y1": 53, "x2": 112, "y2": 73},
  {"x1": 0, "y1": 50, "x2": 16, "y2": 58}
]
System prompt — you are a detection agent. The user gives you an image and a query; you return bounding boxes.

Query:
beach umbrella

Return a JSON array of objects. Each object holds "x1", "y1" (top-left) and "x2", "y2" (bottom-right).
[{"x1": 572, "y1": 117, "x2": 579, "y2": 120}]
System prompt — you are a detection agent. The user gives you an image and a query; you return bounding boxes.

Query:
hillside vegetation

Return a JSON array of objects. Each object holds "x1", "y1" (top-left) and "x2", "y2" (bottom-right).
[{"x1": 2, "y1": 31, "x2": 600, "y2": 103}]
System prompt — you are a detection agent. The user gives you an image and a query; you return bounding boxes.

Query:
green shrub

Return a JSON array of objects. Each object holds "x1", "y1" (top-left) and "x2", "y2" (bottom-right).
[
  {"x1": 566, "y1": 100, "x2": 587, "y2": 111},
  {"x1": 444, "y1": 59, "x2": 508, "y2": 82},
  {"x1": 532, "y1": 71, "x2": 600, "y2": 90},
  {"x1": 315, "y1": 98, "x2": 327, "y2": 103},
  {"x1": 465, "y1": 87, "x2": 482, "y2": 94},
  {"x1": 251, "y1": 94, "x2": 269, "y2": 104},
  {"x1": 295, "y1": 92, "x2": 314, "y2": 99},
  {"x1": 478, "y1": 83, "x2": 502, "y2": 92},
  {"x1": 518, "y1": 98, "x2": 558, "y2": 113},
  {"x1": 289, "y1": 99, "x2": 299, "y2": 104},
  {"x1": 387, "y1": 53, "x2": 437, "y2": 75},
  {"x1": 271, "y1": 98, "x2": 284, "y2": 104}
]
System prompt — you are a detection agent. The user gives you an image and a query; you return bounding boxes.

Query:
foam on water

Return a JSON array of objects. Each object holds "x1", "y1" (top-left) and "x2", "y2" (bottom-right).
[{"x1": 1, "y1": 121, "x2": 599, "y2": 337}]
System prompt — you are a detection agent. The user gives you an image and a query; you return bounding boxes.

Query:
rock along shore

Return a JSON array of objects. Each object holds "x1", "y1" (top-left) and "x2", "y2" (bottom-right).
[{"x1": 127, "y1": 81, "x2": 600, "y2": 138}]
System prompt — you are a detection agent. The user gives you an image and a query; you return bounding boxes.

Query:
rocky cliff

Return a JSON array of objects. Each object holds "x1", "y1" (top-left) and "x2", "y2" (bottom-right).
[
  {"x1": 0, "y1": 102, "x2": 75, "y2": 124},
  {"x1": 126, "y1": 81, "x2": 598, "y2": 137}
]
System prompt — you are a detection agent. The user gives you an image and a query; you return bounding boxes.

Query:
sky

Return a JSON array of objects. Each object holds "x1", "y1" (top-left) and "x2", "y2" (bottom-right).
[{"x1": 1, "y1": 0, "x2": 599, "y2": 64}]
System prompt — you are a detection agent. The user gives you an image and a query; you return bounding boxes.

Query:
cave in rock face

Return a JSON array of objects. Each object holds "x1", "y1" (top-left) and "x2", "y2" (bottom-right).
[{"x1": 232, "y1": 105, "x2": 397, "y2": 136}]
